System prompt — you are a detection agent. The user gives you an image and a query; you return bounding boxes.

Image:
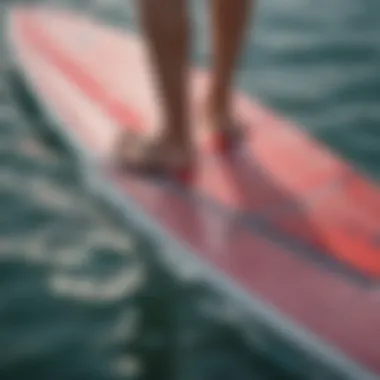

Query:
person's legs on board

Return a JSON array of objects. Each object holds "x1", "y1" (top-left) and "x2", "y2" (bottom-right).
[{"x1": 118, "y1": 0, "x2": 253, "y2": 178}]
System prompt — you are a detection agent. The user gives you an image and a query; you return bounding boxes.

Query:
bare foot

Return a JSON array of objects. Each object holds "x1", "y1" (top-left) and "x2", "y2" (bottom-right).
[
  {"x1": 113, "y1": 129, "x2": 194, "y2": 181},
  {"x1": 199, "y1": 107, "x2": 244, "y2": 153}
]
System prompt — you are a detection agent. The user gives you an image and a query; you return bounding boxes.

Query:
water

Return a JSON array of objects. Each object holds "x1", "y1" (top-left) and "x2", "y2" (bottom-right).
[{"x1": 1, "y1": 0, "x2": 379, "y2": 379}]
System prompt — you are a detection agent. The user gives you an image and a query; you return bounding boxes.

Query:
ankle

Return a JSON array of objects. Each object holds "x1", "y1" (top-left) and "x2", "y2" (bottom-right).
[
  {"x1": 205, "y1": 99, "x2": 230, "y2": 120},
  {"x1": 164, "y1": 128, "x2": 192, "y2": 148}
]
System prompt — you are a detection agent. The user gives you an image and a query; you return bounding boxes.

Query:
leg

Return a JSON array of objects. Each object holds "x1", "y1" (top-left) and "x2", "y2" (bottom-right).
[
  {"x1": 207, "y1": 0, "x2": 253, "y2": 135},
  {"x1": 116, "y1": 0, "x2": 192, "y2": 178},
  {"x1": 139, "y1": 0, "x2": 190, "y2": 144}
]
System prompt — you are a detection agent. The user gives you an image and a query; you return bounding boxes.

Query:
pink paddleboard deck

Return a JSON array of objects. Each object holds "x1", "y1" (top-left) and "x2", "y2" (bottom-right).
[{"x1": 8, "y1": 6, "x2": 380, "y2": 377}]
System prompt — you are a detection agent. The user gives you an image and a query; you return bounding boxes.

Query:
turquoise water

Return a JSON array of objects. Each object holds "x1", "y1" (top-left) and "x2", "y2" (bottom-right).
[{"x1": 1, "y1": 0, "x2": 379, "y2": 379}]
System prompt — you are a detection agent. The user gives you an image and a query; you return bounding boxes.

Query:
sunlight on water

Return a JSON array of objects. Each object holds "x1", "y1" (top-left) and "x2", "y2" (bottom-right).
[{"x1": 50, "y1": 265, "x2": 145, "y2": 302}]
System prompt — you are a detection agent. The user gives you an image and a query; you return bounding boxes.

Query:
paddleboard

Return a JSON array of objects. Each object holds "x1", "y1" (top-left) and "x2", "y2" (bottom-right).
[{"x1": 8, "y1": 6, "x2": 380, "y2": 378}]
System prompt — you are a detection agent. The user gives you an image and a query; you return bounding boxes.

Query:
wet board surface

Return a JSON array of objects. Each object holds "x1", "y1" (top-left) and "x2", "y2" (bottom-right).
[{"x1": 8, "y1": 6, "x2": 380, "y2": 376}]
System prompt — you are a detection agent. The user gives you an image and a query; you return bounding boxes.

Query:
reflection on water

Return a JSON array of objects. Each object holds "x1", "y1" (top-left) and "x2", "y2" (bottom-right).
[{"x1": 1, "y1": 0, "x2": 379, "y2": 379}]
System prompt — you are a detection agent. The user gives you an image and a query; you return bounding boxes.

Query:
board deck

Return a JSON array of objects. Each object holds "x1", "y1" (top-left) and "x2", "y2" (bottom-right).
[{"x1": 8, "y1": 6, "x2": 380, "y2": 377}]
